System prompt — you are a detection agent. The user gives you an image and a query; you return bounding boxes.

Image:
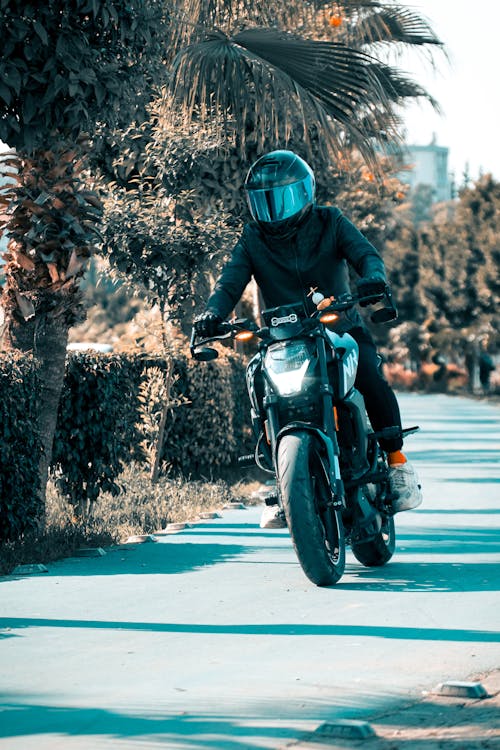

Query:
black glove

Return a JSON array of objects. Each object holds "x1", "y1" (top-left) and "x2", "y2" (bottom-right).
[
  {"x1": 193, "y1": 311, "x2": 223, "y2": 338},
  {"x1": 357, "y1": 277, "x2": 387, "y2": 306}
]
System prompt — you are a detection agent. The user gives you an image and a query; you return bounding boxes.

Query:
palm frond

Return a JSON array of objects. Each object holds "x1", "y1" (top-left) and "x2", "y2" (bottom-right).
[
  {"x1": 367, "y1": 62, "x2": 441, "y2": 108},
  {"x1": 167, "y1": 0, "x2": 302, "y2": 56},
  {"x1": 169, "y1": 28, "x2": 401, "y2": 163},
  {"x1": 353, "y1": 6, "x2": 443, "y2": 46}
]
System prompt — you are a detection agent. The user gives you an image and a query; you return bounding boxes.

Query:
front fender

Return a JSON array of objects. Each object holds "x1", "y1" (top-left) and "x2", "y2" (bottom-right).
[{"x1": 275, "y1": 422, "x2": 344, "y2": 508}]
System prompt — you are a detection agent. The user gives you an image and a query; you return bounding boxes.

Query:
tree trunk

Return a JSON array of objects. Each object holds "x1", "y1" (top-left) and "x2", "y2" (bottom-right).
[
  {"x1": 34, "y1": 317, "x2": 69, "y2": 510},
  {"x1": 150, "y1": 357, "x2": 173, "y2": 484},
  {"x1": 178, "y1": 273, "x2": 212, "y2": 337},
  {"x1": 5, "y1": 313, "x2": 68, "y2": 518}
]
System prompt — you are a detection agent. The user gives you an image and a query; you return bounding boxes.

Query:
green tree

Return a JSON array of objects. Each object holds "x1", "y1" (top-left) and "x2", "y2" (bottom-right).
[
  {"x1": 417, "y1": 175, "x2": 500, "y2": 332},
  {"x1": 0, "y1": 1, "x2": 167, "y2": 513},
  {"x1": 384, "y1": 174, "x2": 499, "y2": 374}
]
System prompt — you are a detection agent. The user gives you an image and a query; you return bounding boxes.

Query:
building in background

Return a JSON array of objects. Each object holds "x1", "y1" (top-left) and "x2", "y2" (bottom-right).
[{"x1": 399, "y1": 135, "x2": 453, "y2": 203}]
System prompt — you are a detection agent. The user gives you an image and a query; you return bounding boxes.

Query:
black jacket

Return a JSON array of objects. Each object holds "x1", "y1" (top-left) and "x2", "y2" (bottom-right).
[{"x1": 206, "y1": 205, "x2": 387, "y2": 331}]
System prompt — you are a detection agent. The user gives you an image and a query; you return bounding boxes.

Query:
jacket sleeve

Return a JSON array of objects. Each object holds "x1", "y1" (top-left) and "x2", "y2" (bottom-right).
[
  {"x1": 205, "y1": 231, "x2": 253, "y2": 319},
  {"x1": 334, "y1": 211, "x2": 387, "y2": 282}
]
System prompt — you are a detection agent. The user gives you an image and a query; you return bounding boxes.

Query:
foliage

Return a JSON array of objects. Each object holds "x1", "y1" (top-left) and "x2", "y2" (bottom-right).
[
  {"x1": 167, "y1": 4, "x2": 443, "y2": 164},
  {"x1": 408, "y1": 183, "x2": 435, "y2": 226},
  {"x1": 50, "y1": 347, "x2": 251, "y2": 512},
  {"x1": 316, "y1": 156, "x2": 408, "y2": 247},
  {"x1": 100, "y1": 103, "x2": 241, "y2": 329},
  {"x1": 0, "y1": 352, "x2": 41, "y2": 542},
  {"x1": 0, "y1": 466, "x2": 235, "y2": 575},
  {"x1": 138, "y1": 361, "x2": 190, "y2": 479},
  {"x1": 161, "y1": 344, "x2": 252, "y2": 477},
  {"x1": 416, "y1": 174, "x2": 500, "y2": 333},
  {"x1": 0, "y1": 0, "x2": 166, "y2": 152},
  {"x1": 383, "y1": 174, "x2": 500, "y2": 374},
  {"x1": 51, "y1": 352, "x2": 145, "y2": 514},
  {"x1": 84, "y1": 466, "x2": 234, "y2": 537},
  {"x1": 0, "y1": 146, "x2": 103, "y2": 332},
  {"x1": 103, "y1": 181, "x2": 237, "y2": 324}
]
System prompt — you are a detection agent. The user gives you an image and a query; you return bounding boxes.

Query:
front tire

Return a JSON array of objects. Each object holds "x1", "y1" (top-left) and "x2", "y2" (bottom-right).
[{"x1": 277, "y1": 431, "x2": 345, "y2": 586}]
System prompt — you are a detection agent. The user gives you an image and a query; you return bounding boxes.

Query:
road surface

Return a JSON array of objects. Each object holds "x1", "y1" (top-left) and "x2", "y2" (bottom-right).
[{"x1": 1, "y1": 393, "x2": 499, "y2": 749}]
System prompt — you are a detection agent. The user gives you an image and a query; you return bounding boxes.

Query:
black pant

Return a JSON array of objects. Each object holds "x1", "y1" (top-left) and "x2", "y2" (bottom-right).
[{"x1": 349, "y1": 327, "x2": 403, "y2": 452}]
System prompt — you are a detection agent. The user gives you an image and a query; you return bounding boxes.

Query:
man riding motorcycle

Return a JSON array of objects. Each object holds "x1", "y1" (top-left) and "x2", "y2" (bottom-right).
[{"x1": 194, "y1": 150, "x2": 422, "y2": 528}]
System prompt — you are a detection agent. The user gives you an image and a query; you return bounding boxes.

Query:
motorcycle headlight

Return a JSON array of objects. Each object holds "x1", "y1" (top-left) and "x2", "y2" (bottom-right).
[{"x1": 264, "y1": 341, "x2": 312, "y2": 396}]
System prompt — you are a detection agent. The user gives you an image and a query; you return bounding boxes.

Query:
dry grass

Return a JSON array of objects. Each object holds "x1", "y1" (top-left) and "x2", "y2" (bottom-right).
[{"x1": 0, "y1": 465, "x2": 249, "y2": 575}]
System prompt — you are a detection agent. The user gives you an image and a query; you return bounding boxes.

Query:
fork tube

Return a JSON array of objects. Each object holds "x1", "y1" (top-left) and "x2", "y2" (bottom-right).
[
  {"x1": 317, "y1": 334, "x2": 344, "y2": 502},
  {"x1": 263, "y1": 382, "x2": 280, "y2": 474},
  {"x1": 317, "y1": 335, "x2": 335, "y2": 436}
]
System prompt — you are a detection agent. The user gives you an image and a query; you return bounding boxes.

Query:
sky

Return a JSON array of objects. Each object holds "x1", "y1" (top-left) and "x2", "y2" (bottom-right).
[{"x1": 398, "y1": 0, "x2": 500, "y2": 181}]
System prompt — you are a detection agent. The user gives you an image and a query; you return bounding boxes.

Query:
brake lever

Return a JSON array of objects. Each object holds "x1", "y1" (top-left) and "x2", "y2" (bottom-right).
[{"x1": 190, "y1": 323, "x2": 232, "y2": 352}]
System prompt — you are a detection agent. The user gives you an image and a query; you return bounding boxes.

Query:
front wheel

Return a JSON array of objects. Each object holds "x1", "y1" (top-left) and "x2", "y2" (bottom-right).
[{"x1": 277, "y1": 431, "x2": 345, "y2": 586}]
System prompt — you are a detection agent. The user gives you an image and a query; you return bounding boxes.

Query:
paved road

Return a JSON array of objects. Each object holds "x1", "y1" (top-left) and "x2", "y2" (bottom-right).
[{"x1": 1, "y1": 393, "x2": 499, "y2": 750}]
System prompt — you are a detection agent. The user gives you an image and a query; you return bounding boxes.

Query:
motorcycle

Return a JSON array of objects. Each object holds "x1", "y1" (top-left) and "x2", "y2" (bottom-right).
[{"x1": 190, "y1": 287, "x2": 419, "y2": 586}]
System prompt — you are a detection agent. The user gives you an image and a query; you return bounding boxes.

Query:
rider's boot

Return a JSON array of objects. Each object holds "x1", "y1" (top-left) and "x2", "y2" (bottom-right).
[
  {"x1": 388, "y1": 451, "x2": 423, "y2": 513},
  {"x1": 260, "y1": 494, "x2": 287, "y2": 529}
]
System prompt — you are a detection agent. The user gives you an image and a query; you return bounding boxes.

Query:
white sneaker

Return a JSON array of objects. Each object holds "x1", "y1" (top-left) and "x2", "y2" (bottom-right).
[
  {"x1": 389, "y1": 462, "x2": 423, "y2": 513},
  {"x1": 260, "y1": 505, "x2": 287, "y2": 529}
]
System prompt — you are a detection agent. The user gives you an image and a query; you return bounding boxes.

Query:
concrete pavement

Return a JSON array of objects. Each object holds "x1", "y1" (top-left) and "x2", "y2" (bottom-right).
[{"x1": 1, "y1": 393, "x2": 499, "y2": 749}]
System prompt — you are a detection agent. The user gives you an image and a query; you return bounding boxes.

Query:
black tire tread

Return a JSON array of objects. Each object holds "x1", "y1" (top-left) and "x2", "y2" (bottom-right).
[
  {"x1": 351, "y1": 516, "x2": 395, "y2": 567},
  {"x1": 278, "y1": 431, "x2": 345, "y2": 586}
]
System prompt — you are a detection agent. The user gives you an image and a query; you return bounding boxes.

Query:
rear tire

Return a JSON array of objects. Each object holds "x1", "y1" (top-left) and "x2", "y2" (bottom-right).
[
  {"x1": 277, "y1": 431, "x2": 345, "y2": 586},
  {"x1": 351, "y1": 500, "x2": 395, "y2": 567}
]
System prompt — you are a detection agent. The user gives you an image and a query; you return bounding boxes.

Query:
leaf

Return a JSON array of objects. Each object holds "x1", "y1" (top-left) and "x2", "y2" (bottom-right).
[
  {"x1": 0, "y1": 81, "x2": 12, "y2": 106},
  {"x1": 14, "y1": 291, "x2": 35, "y2": 321},
  {"x1": 65, "y1": 249, "x2": 84, "y2": 279},
  {"x1": 84, "y1": 194, "x2": 103, "y2": 209},
  {"x1": 13, "y1": 251, "x2": 36, "y2": 272},
  {"x1": 33, "y1": 20, "x2": 49, "y2": 46},
  {"x1": 46, "y1": 262, "x2": 60, "y2": 283},
  {"x1": 4, "y1": 65, "x2": 22, "y2": 96}
]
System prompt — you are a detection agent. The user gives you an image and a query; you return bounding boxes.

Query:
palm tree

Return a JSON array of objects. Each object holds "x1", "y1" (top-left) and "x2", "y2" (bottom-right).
[{"x1": 166, "y1": 0, "x2": 443, "y2": 165}]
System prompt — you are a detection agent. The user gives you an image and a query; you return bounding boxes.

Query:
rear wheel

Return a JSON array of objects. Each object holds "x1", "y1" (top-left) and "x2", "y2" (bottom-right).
[
  {"x1": 277, "y1": 431, "x2": 345, "y2": 586},
  {"x1": 351, "y1": 486, "x2": 395, "y2": 566}
]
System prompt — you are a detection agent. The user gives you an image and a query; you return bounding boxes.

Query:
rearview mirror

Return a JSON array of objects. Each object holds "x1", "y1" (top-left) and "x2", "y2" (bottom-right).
[
  {"x1": 371, "y1": 307, "x2": 398, "y2": 323},
  {"x1": 192, "y1": 346, "x2": 219, "y2": 361}
]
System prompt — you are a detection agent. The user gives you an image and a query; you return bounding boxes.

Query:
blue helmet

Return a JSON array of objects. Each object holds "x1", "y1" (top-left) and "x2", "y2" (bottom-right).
[{"x1": 244, "y1": 150, "x2": 316, "y2": 238}]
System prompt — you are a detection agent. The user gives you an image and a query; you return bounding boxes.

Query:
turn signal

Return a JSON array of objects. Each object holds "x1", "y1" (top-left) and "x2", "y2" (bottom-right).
[
  {"x1": 333, "y1": 406, "x2": 339, "y2": 431},
  {"x1": 235, "y1": 330, "x2": 254, "y2": 341},
  {"x1": 320, "y1": 312, "x2": 339, "y2": 324},
  {"x1": 317, "y1": 296, "x2": 334, "y2": 311}
]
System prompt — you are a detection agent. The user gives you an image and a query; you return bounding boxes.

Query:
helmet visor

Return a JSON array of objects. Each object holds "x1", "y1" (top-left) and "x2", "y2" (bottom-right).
[{"x1": 246, "y1": 175, "x2": 314, "y2": 223}]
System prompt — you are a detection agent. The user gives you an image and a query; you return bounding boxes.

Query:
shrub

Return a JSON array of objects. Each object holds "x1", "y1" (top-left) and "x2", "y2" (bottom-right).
[
  {"x1": 1, "y1": 345, "x2": 251, "y2": 538},
  {"x1": 0, "y1": 353, "x2": 42, "y2": 542},
  {"x1": 51, "y1": 352, "x2": 145, "y2": 514},
  {"x1": 50, "y1": 347, "x2": 251, "y2": 511},
  {"x1": 162, "y1": 345, "x2": 252, "y2": 477}
]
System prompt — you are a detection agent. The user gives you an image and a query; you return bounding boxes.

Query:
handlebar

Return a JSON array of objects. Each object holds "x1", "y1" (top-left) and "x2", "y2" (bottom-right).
[{"x1": 190, "y1": 287, "x2": 397, "y2": 359}]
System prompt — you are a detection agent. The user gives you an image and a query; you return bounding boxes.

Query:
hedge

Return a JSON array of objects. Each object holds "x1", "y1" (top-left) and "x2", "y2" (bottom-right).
[
  {"x1": 51, "y1": 352, "x2": 146, "y2": 514},
  {"x1": 0, "y1": 346, "x2": 252, "y2": 535},
  {"x1": 162, "y1": 344, "x2": 252, "y2": 476},
  {"x1": 0, "y1": 353, "x2": 41, "y2": 542}
]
